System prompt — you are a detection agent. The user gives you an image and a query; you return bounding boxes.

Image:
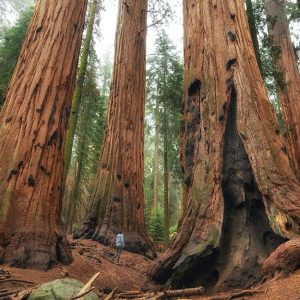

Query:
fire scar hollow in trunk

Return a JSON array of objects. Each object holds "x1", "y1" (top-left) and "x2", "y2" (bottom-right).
[{"x1": 149, "y1": 0, "x2": 300, "y2": 291}]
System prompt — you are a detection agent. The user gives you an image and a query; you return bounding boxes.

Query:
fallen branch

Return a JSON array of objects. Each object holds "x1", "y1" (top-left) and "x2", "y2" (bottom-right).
[
  {"x1": 73, "y1": 272, "x2": 100, "y2": 300},
  {"x1": 12, "y1": 285, "x2": 40, "y2": 300},
  {"x1": 69, "y1": 287, "x2": 95, "y2": 300},
  {"x1": 0, "y1": 279, "x2": 36, "y2": 285},
  {"x1": 119, "y1": 286, "x2": 205, "y2": 300},
  {"x1": 103, "y1": 288, "x2": 118, "y2": 300},
  {"x1": 209, "y1": 288, "x2": 264, "y2": 300}
]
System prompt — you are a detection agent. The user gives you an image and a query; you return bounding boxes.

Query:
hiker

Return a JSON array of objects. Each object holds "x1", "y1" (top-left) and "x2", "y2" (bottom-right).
[{"x1": 112, "y1": 231, "x2": 125, "y2": 263}]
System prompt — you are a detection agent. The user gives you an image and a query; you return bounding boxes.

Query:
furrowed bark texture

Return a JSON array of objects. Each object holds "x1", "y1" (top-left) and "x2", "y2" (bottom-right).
[
  {"x1": 0, "y1": 0, "x2": 88, "y2": 269},
  {"x1": 266, "y1": 0, "x2": 300, "y2": 179},
  {"x1": 74, "y1": 0, "x2": 156, "y2": 259},
  {"x1": 149, "y1": 0, "x2": 300, "y2": 290}
]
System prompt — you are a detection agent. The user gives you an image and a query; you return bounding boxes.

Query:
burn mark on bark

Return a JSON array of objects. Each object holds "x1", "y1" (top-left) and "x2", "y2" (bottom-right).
[
  {"x1": 113, "y1": 196, "x2": 121, "y2": 202},
  {"x1": 230, "y1": 13, "x2": 236, "y2": 20},
  {"x1": 124, "y1": 182, "x2": 130, "y2": 188},
  {"x1": 188, "y1": 79, "x2": 201, "y2": 97},
  {"x1": 226, "y1": 78, "x2": 233, "y2": 91},
  {"x1": 27, "y1": 175, "x2": 35, "y2": 187},
  {"x1": 17, "y1": 161, "x2": 24, "y2": 169},
  {"x1": 281, "y1": 146, "x2": 288, "y2": 154},
  {"x1": 117, "y1": 174, "x2": 122, "y2": 180},
  {"x1": 228, "y1": 31, "x2": 237, "y2": 42},
  {"x1": 40, "y1": 165, "x2": 50, "y2": 176},
  {"x1": 7, "y1": 170, "x2": 18, "y2": 181},
  {"x1": 36, "y1": 106, "x2": 44, "y2": 113},
  {"x1": 5, "y1": 117, "x2": 12, "y2": 123},
  {"x1": 226, "y1": 58, "x2": 237, "y2": 70},
  {"x1": 47, "y1": 130, "x2": 58, "y2": 146},
  {"x1": 36, "y1": 26, "x2": 43, "y2": 33}
]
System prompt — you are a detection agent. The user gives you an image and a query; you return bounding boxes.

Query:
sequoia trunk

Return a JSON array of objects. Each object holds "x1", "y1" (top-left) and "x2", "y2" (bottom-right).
[
  {"x1": 74, "y1": 0, "x2": 156, "y2": 259},
  {"x1": 0, "y1": 0, "x2": 87, "y2": 269},
  {"x1": 149, "y1": 0, "x2": 300, "y2": 290},
  {"x1": 266, "y1": 0, "x2": 300, "y2": 179}
]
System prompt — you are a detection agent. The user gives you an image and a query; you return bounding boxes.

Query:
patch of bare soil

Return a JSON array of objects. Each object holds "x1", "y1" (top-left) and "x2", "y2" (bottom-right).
[{"x1": 0, "y1": 238, "x2": 300, "y2": 299}]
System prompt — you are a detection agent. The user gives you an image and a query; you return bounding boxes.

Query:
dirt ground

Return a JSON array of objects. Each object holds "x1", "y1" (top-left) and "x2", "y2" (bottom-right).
[{"x1": 1, "y1": 238, "x2": 300, "y2": 299}]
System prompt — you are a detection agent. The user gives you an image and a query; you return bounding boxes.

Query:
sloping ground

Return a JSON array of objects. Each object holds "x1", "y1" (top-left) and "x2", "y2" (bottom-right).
[{"x1": 0, "y1": 238, "x2": 300, "y2": 299}]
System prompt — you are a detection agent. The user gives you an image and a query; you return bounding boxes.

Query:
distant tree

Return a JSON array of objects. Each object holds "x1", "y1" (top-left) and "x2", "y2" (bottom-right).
[
  {"x1": 0, "y1": 7, "x2": 33, "y2": 106},
  {"x1": 146, "y1": 31, "x2": 183, "y2": 246},
  {"x1": 65, "y1": 45, "x2": 107, "y2": 234},
  {"x1": 0, "y1": 0, "x2": 34, "y2": 37},
  {"x1": 0, "y1": 0, "x2": 88, "y2": 269},
  {"x1": 266, "y1": 0, "x2": 300, "y2": 179},
  {"x1": 63, "y1": 0, "x2": 101, "y2": 191}
]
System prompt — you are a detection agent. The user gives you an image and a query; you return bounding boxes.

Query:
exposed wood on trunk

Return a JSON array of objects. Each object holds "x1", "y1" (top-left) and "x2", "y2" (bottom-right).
[
  {"x1": 0, "y1": 0, "x2": 88, "y2": 269},
  {"x1": 149, "y1": 0, "x2": 300, "y2": 290},
  {"x1": 74, "y1": 0, "x2": 156, "y2": 259},
  {"x1": 266, "y1": 0, "x2": 300, "y2": 179}
]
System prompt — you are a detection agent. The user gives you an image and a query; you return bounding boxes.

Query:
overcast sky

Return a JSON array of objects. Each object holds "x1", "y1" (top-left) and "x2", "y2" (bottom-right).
[{"x1": 95, "y1": 0, "x2": 184, "y2": 61}]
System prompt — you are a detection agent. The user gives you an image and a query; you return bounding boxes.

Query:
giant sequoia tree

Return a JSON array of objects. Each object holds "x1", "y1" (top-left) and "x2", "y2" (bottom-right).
[
  {"x1": 74, "y1": 0, "x2": 156, "y2": 259},
  {"x1": 0, "y1": 0, "x2": 87, "y2": 269},
  {"x1": 266, "y1": 0, "x2": 300, "y2": 179},
  {"x1": 149, "y1": 0, "x2": 300, "y2": 290}
]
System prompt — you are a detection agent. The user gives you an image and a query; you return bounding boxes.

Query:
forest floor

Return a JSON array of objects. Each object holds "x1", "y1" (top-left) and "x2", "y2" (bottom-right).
[{"x1": 1, "y1": 237, "x2": 300, "y2": 299}]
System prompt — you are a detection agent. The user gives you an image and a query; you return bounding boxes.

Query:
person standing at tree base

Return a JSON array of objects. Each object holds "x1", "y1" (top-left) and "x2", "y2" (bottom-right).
[{"x1": 112, "y1": 231, "x2": 125, "y2": 263}]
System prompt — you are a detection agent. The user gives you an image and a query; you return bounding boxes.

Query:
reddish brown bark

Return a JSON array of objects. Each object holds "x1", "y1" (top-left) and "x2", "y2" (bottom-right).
[
  {"x1": 149, "y1": 0, "x2": 300, "y2": 290},
  {"x1": 0, "y1": 0, "x2": 88, "y2": 269},
  {"x1": 262, "y1": 239, "x2": 300, "y2": 278},
  {"x1": 74, "y1": 0, "x2": 156, "y2": 259},
  {"x1": 266, "y1": 0, "x2": 300, "y2": 179}
]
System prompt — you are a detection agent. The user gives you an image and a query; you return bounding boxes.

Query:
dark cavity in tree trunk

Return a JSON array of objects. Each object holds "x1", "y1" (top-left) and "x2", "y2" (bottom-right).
[{"x1": 163, "y1": 87, "x2": 286, "y2": 291}]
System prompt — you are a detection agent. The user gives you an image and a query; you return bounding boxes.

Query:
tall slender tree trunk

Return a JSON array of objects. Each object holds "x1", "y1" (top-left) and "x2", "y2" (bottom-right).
[
  {"x1": 163, "y1": 101, "x2": 169, "y2": 246},
  {"x1": 74, "y1": 0, "x2": 156, "y2": 259},
  {"x1": 266, "y1": 0, "x2": 300, "y2": 179},
  {"x1": 149, "y1": 0, "x2": 300, "y2": 290},
  {"x1": 63, "y1": 0, "x2": 99, "y2": 190},
  {"x1": 66, "y1": 132, "x2": 86, "y2": 235},
  {"x1": 245, "y1": 0, "x2": 262, "y2": 71},
  {"x1": 0, "y1": 0, "x2": 87, "y2": 269},
  {"x1": 152, "y1": 98, "x2": 160, "y2": 209}
]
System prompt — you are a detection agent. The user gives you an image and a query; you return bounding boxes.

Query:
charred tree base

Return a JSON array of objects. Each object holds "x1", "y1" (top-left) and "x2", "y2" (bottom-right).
[
  {"x1": 73, "y1": 215, "x2": 97, "y2": 240},
  {"x1": 93, "y1": 229, "x2": 157, "y2": 259},
  {"x1": 0, "y1": 229, "x2": 72, "y2": 270},
  {"x1": 74, "y1": 218, "x2": 157, "y2": 259},
  {"x1": 262, "y1": 239, "x2": 300, "y2": 278},
  {"x1": 150, "y1": 88, "x2": 286, "y2": 291}
]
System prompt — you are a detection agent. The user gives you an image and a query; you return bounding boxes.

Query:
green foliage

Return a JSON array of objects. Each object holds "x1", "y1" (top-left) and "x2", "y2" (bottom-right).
[
  {"x1": 0, "y1": 7, "x2": 33, "y2": 106},
  {"x1": 67, "y1": 42, "x2": 110, "y2": 224},
  {"x1": 147, "y1": 205, "x2": 165, "y2": 243},
  {"x1": 144, "y1": 30, "x2": 183, "y2": 240}
]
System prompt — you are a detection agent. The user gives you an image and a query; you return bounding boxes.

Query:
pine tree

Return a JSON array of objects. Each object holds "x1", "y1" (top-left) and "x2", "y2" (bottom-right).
[{"x1": 0, "y1": 7, "x2": 33, "y2": 106}]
